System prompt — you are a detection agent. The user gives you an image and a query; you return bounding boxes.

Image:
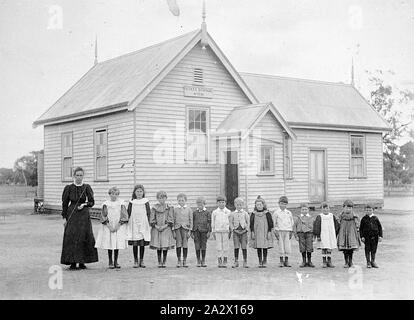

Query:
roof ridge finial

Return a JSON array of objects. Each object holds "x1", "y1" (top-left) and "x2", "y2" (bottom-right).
[
  {"x1": 94, "y1": 34, "x2": 98, "y2": 66},
  {"x1": 200, "y1": 0, "x2": 208, "y2": 49}
]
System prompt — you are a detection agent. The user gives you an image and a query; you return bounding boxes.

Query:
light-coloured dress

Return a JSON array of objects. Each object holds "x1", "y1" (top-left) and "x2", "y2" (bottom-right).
[
  {"x1": 126, "y1": 198, "x2": 151, "y2": 244},
  {"x1": 316, "y1": 213, "x2": 337, "y2": 250},
  {"x1": 150, "y1": 203, "x2": 175, "y2": 250},
  {"x1": 95, "y1": 199, "x2": 128, "y2": 250}
]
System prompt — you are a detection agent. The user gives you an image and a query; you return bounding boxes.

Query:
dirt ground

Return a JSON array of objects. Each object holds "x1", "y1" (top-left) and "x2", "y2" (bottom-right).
[{"x1": 1, "y1": 197, "x2": 414, "y2": 300}]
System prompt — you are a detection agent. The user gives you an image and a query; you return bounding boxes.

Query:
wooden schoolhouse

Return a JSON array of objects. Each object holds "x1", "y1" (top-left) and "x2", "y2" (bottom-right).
[{"x1": 33, "y1": 23, "x2": 390, "y2": 212}]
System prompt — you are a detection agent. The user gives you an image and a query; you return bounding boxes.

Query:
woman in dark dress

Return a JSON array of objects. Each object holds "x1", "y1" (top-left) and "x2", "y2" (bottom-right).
[{"x1": 61, "y1": 167, "x2": 98, "y2": 270}]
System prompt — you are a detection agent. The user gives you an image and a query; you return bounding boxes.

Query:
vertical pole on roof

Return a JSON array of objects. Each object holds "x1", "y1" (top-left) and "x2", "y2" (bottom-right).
[{"x1": 94, "y1": 35, "x2": 98, "y2": 66}]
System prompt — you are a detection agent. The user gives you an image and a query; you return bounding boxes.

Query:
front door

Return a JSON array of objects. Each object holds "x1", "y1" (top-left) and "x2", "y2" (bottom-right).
[
  {"x1": 309, "y1": 150, "x2": 326, "y2": 202},
  {"x1": 225, "y1": 150, "x2": 238, "y2": 210}
]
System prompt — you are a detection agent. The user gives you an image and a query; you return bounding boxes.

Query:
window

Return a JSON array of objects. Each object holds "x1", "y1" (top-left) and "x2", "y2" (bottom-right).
[
  {"x1": 259, "y1": 145, "x2": 274, "y2": 175},
  {"x1": 61, "y1": 132, "x2": 73, "y2": 181},
  {"x1": 284, "y1": 134, "x2": 293, "y2": 178},
  {"x1": 350, "y1": 135, "x2": 365, "y2": 178},
  {"x1": 186, "y1": 108, "x2": 208, "y2": 162},
  {"x1": 193, "y1": 68, "x2": 203, "y2": 85},
  {"x1": 95, "y1": 128, "x2": 108, "y2": 180}
]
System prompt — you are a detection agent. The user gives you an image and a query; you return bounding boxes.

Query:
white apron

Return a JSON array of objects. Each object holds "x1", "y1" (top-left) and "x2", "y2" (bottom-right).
[
  {"x1": 126, "y1": 198, "x2": 151, "y2": 242},
  {"x1": 317, "y1": 213, "x2": 337, "y2": 250},
  {"x1": 95, "y1": 199, "x2": 127, "y2": 250}
]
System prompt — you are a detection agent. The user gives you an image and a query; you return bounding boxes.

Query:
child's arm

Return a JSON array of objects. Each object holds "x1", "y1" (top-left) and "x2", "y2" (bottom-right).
[
  {"x1": 188, "y1": 207, "x2": 193, "y2": 231},
  {"x1": 101, "y1": 204, "x2": 109, "y2": 225},
  {"x1": 207, "y1": 210, "x2": 212, "y2": 238},
  {"x1": 292, "y1": 216, "x2": 299, "y2": 240},
  {"x1": 145, "y1": 202, "x2": 151, "y2": 221},
  {"x1": 127, "y1": 202, "x2": 132, "y2": 219},
  {"x1": 150, "y1": 207, "x2": 158, "y2": 230},
  {"x1": 313, "y1": 215, "x2": 321, "y2": 240},
  {"x1": 119, "y1": 204, "x2": 128, "y2": 225},
  {"x1": 377, "y1": 217, "x2": 383, "y2": 240}
]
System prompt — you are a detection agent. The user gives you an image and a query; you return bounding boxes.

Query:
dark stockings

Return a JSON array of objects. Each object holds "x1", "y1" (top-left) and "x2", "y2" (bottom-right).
[
  {"x1": 139, "y1": 246, "x2": 145, "y2": 260},
  {"x1": 176, "y1": 247, "x2": 181, "y2": 260},
  {"x1": 133, "y1": 246, "x2": 138, "y2": 262},
  {"x1": 242, "y1": 249, "x2": 247, "y2": 261},
  {"x1": 257, "y1": 248, "x2": 263, "y2": 262},
  {"x1": 234, "y1": 248, "x2": 240, "y2": 260}
]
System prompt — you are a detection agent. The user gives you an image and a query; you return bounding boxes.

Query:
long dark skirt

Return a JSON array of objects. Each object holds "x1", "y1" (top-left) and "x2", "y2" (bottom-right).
[{"x1": 61, "y1": 205, "x2": 98, "y2": 265}]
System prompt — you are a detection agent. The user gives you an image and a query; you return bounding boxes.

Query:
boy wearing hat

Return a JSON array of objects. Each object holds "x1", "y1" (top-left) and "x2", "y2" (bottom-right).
[
  {"x1": 273, "y1": 196, "x2": 295, "y2": 267},
  {"x1": 211, "y1": 195, "x2": 232, "y2": 268},
  {"x1": 360, "y1": 204, "x2": 383, "y2": 268},
  {"x1": 293, "y1": 203, "x2": 315, "y2": 267},
  {"x1": 337, "y1": 199, "x2": 361, "y2": 268}
]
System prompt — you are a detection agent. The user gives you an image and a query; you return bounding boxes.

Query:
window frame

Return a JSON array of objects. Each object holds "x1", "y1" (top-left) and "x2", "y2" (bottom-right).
[
  {"x1": 94, "y1": 127, "x2": 108, "y2": 181},
  {"x1": 349, "y1": 134, "x2": 367, "y2": 179},
  {"x1": 283, "y1": 133, "x2": 293, "y2": 179},
  {"x1": 61, "y1": 131, "x2": 73, "y2": 182},
  {"x1": 257, "y1": 144, "x2": 275, "y2": 176},
  {"x1": 185, "y1": 106, "x2": 210, "y2": 163}
]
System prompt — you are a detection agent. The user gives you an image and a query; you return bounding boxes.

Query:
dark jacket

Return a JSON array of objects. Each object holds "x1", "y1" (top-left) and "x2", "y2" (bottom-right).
[
  {"x1": 192, "y1": 208, "x2": 212, "y2": 233},
  {"x1": 313, "y1": 214, "x2": 340, "y2": 237},
  {"x1": 360, "y1": 215, "x2": 383, "y2": 238},
  {"x1": 250, "y1": 210, "x2": 273, "y2": 233}
]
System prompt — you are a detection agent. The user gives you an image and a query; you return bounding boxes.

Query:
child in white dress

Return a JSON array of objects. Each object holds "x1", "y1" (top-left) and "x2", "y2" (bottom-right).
[
  {"x1": 126, "y1": 184, "x2": 151, "y2": 268},
  {"x1": 95, "y1": 187, "x2": 128, "y2": 269},
  {"x1": 313, "y1": 202, "x2": 340, "y2": 268}
]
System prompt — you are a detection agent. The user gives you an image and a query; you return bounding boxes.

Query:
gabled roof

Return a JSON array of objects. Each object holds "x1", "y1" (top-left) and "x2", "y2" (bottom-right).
[
  {"x1": 33, "y1": 30, "x2": 257, "y2": 127},
  {"x1": 216, "y1": 102, "x2": 296, "y2": 140},
  {"x1": 240, "y1": 72, "x2": 391, "y2": 132}
]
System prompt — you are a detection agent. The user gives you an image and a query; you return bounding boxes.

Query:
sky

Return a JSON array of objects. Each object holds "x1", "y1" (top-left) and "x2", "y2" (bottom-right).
[{"x1": 0, "y1": 0, "x2": 413, "y2": 168}]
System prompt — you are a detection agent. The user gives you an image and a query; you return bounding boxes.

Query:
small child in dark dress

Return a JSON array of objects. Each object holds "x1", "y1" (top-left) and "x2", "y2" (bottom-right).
[
  {"x1": 360, "y1": 204, "x2": 383, "y2": 268},
  {"x1": 337, "y1": 199, "x2": 361, "y2": 268}
]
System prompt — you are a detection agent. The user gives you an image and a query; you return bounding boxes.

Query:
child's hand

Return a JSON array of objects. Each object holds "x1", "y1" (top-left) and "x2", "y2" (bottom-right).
[
  {"x1": 274, "y1": 231, "x2": 279, "y2": 240},
  {"x1": 190, "y1": 232, "x2": 194, "y2": 239},
  {"x1": 228, "y1": 231, "x2": 232, "y2": 239},
  {"x1": 379, "y1": 237, "x2": 382, "y2": 242},
  {"x1": 294, "y1": 234, "x2": 299, "y2": 241},
  {"x1": 317, "y1": 236, "x2": 321, "y2": 242},
  {"x1": 207, "y1": 232, "x2": 211, "y2": 239},
  {"x1": 172, "y1": 231, "x2": 176, "y2": 239},
  {"x1": 289, "y1": 231, "x2": 293, "y2": 239},
  {"x1": 212, "y1": 233, "x2": 216, "y2": 240},
  {"x1": 361, "y1": 237, "x2": 365, "y2": 243},
  {"x1": 266, "y1": 232, "x2": 271, "y2": 240},
  {"x1": 251, "y1": 232, "x2": 255, "y2": 240},
  {"x1": 187, "y1": 230, "x2": 191, "y2": 239}
]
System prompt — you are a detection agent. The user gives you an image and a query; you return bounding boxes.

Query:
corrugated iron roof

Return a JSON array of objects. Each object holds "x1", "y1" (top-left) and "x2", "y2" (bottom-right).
[
  {"x1": 216, "y1": 102, "x2": 296, "y2": 140},
  {"x1": 240, "y1": 72, "x2": 390, "y2": 131},
  {"x1": 34, "y1": 30, "x2": 201, "y2": 126}
]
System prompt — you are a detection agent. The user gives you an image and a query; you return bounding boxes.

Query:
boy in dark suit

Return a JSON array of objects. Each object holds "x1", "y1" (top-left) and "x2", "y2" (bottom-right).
[{"x1": 360, "y1": 204, "x2": 383, "y2": 268}]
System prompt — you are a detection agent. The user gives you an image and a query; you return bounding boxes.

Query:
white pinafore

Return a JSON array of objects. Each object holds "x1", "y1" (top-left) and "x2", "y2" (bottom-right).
[
  {"x1": 95, "y1": 199, "x2": 127, "y2": 250},
  {"x1": 126, "y1": 198, "x2": 151, "y2": 243},
  {"x1": 317, "y1": 212, "x2": 337, "y2": 250}
]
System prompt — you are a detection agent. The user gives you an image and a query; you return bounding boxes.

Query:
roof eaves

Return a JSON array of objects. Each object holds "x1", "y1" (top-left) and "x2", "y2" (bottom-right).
[
  {"x1": 32, "y1": 101, "x2": 129, "y2": 128},
  {"x1": 289, "y1": 122, "x2": 392, "y2": 133}
]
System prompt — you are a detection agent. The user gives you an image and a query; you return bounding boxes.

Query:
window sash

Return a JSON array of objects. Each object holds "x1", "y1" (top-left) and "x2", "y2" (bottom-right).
[
  {"x1": 186, "y1": 108, "x2": 209, "y2": 161},
  {"x1": 95, "y1": 129, "x2": 108, "y2": 180},
  {"x1": 350, "y1": 135, "x2": 365, "y2": 177},
  {"x1": 61, "y1": 133, "x2": 73, "y2": 180},
  {"x1": 259, "y1": 146, "x2": 273, "y2": 173}
]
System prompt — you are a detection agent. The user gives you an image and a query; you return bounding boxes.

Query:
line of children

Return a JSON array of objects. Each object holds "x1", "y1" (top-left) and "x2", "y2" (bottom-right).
[{"x1": 95, "y1": 186, "x2": 383, "y2": 270}]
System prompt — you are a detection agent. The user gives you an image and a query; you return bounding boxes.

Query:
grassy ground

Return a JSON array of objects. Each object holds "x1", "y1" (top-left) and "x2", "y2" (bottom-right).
[{"x1": 0, "y1": 198, "x2": 413, "y2": 300}]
